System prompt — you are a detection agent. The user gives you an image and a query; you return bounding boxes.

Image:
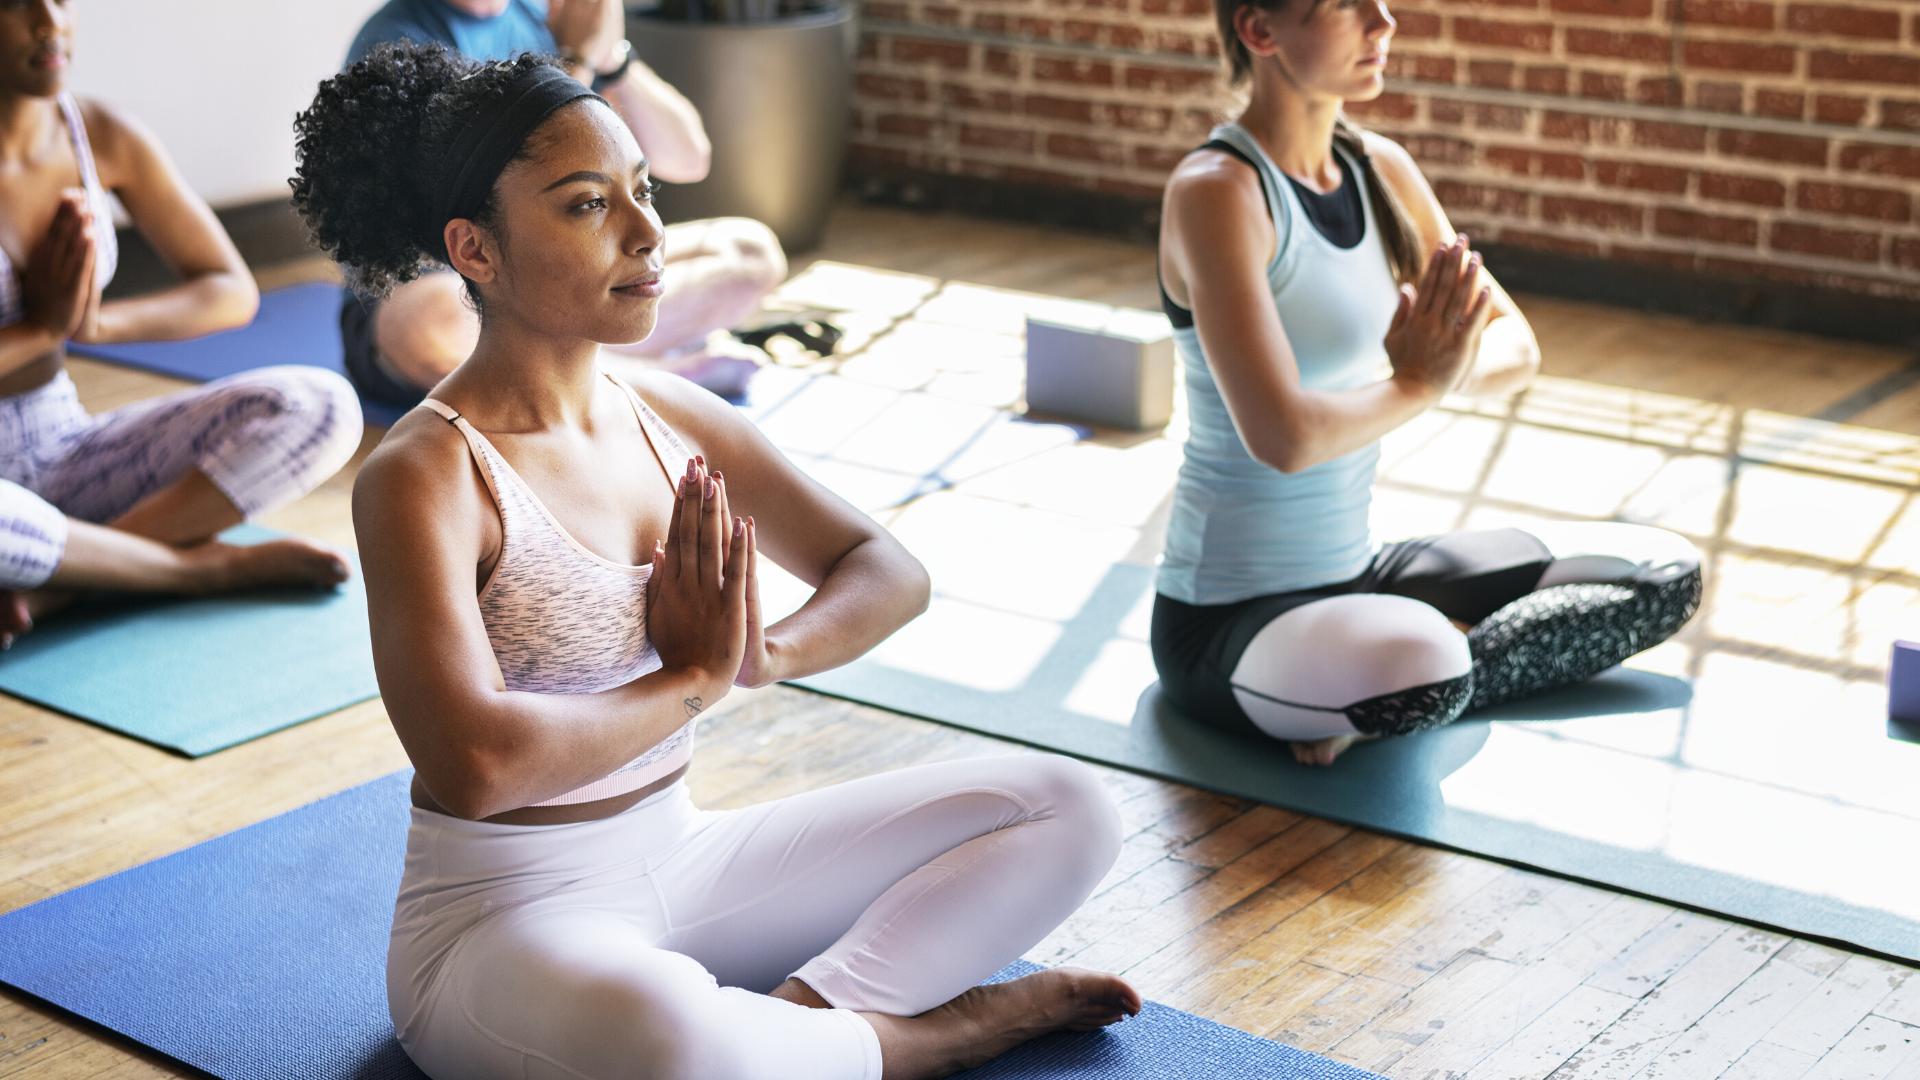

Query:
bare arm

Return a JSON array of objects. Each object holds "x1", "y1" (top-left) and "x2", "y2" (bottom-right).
[
  {"x1": 354, "y1": 413, "x2": 747, "y2": 821},
  {"x1": 635, "y1": 371, "x2": 929, "y2": 687},
  {"x1": 1160, "y1": 151, "x2": 1491, "y2": 474},
  {"x1": 549, "y1": 0, "x2": 711, "y2": 183},
  {"x1": 602, "y1": 64, "x2": 711, "y2": 184},
  {"x1": 75, "y1": 100, "x2": 257, "y2": 344},
  {"x1": 1364, "y1": 132, "x2": 1538, "y2": 398}
]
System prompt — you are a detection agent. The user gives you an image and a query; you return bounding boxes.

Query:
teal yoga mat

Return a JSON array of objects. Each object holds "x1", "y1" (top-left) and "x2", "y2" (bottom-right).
[
  {"x1": 794, "y1": 561, "x2": 1920, "y2": 964},
  {"x1": 0, "y1": 525, "x2": 379, "y2": 756}
]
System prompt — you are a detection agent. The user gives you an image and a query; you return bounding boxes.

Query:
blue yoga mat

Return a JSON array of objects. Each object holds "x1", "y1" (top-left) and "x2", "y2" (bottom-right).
[
  {"x1": 0, "y1": 524, "x2": 380, "y2": 756},
  {"x1": 69, "y1": 282, "x2": 407, "y2": 427},
  {"x1": 0, "y1": 771, "x2": 1381, "y2": 1080}
]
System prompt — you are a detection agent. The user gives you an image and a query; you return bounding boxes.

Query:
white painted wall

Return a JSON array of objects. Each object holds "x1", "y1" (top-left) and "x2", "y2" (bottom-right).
[{"x1": 69, "y1": 0, "x2": 389, "y2": 208}]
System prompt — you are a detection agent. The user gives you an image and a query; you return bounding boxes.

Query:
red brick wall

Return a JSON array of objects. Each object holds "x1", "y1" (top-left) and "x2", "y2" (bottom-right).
[{"x1": 850, "y1": 0, "x2": 1920, "y2": 301}]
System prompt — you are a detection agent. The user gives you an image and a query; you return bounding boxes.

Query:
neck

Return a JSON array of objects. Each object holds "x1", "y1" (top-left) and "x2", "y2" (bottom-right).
[
  {"x1": 0, "y1": 91, "x2": 61, "y2": 165},
  {"x1": 448, "y1": 313, "x2": 607, "y2": 431},
  {"x1": 1236, "y1": 74, "x2": 1344, "y2": 191}
]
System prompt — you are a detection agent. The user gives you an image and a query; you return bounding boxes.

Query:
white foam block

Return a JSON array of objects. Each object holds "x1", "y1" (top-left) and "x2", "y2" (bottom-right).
[{"x1": 1024, "y1": 307, "x2": 1175, "y2": 431}]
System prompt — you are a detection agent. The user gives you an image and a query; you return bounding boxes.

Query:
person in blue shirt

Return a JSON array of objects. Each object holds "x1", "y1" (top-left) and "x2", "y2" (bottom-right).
[{"x1": 339, "y1": 0, "x2": 785, "y2": 403}]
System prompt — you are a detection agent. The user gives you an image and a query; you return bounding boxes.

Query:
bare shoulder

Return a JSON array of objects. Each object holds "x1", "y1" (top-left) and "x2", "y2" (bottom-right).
[
  {"x1": 1358, "y1": 130, "x2": 1432, "y2": 204},
  {"x1": 72, "y1": 97, "x2": 165, "y2": 182},
  {"x1": 1165, "y1": 146, "x2": 1264, "y2": 211},
  {"x1": 620, "y1": 367, "x2": 761, "y2": 459},
  {"x1": 353, "y1": 408, "x2": 486, "y2": 528}
]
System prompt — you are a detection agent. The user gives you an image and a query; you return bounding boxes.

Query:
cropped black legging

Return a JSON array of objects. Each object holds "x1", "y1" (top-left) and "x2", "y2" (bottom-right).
[{"x1": 1151, "y1": 524, "x2": 1702, "y2": 741}]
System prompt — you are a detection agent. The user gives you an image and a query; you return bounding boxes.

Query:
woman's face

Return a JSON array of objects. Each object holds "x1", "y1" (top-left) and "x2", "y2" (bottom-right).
[
  {"x1": 0, "y1": 0, "x2": 73, "y2": 99},
  {"x1": 471, "y1": 101, "x2": 666, "y2": 347},
  {"x1": 1243, "y1": 0, "x2": 1394, "y2": 102}
]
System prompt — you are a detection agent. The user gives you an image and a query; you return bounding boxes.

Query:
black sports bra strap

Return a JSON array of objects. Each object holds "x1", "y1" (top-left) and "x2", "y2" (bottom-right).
[
  {"x1": 1199, "y1": 138, "x2": 1270, "y2": 211},
  {"x1": 1159, "y1": 138, "x2": 1277, "y2": 329}
]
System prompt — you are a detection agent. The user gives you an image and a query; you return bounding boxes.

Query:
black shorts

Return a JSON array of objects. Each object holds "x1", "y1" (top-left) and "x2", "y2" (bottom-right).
[
  {"x1": 339, "y1": 291, "x2": 428, "y2": 413},
  {"x1": 1150, "y1": 529, "x2": 1554, "y2": 737}
]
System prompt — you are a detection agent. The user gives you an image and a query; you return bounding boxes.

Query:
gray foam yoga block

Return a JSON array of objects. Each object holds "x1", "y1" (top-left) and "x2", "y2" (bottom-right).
[{"x1": 1025, "y1": 308, "x2": 1175, "y2": 431}]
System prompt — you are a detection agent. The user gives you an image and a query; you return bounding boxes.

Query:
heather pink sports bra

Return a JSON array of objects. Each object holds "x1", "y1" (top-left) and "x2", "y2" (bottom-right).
[{"x1": 420, "y1": 373, "x2": 696, "y2": 807}]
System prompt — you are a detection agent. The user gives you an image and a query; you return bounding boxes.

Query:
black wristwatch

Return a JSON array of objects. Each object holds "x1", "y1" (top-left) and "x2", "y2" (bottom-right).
[{"x1": 591, "y1": 39, "x2": 634, "y2": 91}]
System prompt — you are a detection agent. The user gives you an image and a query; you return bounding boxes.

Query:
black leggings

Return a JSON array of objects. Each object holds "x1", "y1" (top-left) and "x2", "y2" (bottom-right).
[{"x1": 1151, "y1": 527, "x2": 1702, "y2": 742}]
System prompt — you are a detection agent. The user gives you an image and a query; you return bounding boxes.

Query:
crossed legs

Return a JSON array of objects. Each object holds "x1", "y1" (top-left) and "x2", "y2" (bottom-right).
[
  {"x1": 394, "y1": 757, "x2": 1137, "y2": 1080},
  {"x1": 1154, "y1": 525, "x2": 1704, "y2": 765},
  {"x1": 0, "y1": 366, "x2": 364, "y2": 643}
]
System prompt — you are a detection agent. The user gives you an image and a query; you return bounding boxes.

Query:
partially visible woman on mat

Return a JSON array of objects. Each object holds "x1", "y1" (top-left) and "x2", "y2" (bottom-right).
[
  {"x1": 0, "y1": 0, "x2": 362, "y2": 639},
  {"x1": 295, "y1": 43, "x2": 1138, "y2": 1080},
  {"x1": 1152, "y1": 0, "x2": 1702, "y2": 766}
]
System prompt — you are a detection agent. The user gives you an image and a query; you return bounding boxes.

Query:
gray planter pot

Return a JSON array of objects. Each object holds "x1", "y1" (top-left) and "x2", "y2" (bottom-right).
[{"x1": 628, "y1": 4, "x2": 856, "y2": 252}]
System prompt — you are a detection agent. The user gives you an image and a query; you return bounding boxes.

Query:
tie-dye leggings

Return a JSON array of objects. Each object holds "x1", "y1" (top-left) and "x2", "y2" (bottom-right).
[{"x1": 0, "y1": 366, "x2": 363, "y2": 589}]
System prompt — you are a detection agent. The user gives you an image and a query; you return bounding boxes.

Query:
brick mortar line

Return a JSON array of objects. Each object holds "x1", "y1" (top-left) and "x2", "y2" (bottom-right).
[
  {"x1": 861, "y1": 19, "x2": 1920, "y2": 150},
  {"x1": 863, "y1": 17, "x2": 1222, "y2": 71},
  {"x1": 1384, "y1": 80, "x2": 1920, "y2": 149},
  {"x1": 1435, "y1": 217, "x2": 1920, "y2": 282}
]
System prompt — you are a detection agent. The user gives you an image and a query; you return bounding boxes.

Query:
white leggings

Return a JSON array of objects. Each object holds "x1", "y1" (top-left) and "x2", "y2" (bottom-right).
[
  {"x1": 389, "y1": 755, "x2": 1122, "y2": 1080},
  {"x1": 0, "y1": 367, "x2": 362, "y2": 588},
  {"x1": 1224, "y1": 523, "x2": 1702, "y2": 739}
]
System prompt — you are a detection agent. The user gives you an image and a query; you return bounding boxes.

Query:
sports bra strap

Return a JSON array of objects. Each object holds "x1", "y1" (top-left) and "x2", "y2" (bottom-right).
[
  {"x1": 419, "y1": 396, "x2": 509, "y2": 514},
  {"x1": 1159, "y1": 137, "x2": 1280, "y2": 330}
]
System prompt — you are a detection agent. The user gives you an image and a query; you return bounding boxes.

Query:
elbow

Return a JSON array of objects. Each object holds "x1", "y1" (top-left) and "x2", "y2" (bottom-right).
[
  {"x1": 1253, "y1": 440, "x2": 1315, "y2": 476},
  {"x1": 903, "y1": 555, "x2": 932, "y2": 619},
  {"x1": 424, "y1": 747, "x2": 516, "y2": 821},
  {"x1": 655, "y1": 141, "x2": 711, "y2": 184},
  {"x1": 211, "y1": 272, "x2": 260, "y2": 332}
]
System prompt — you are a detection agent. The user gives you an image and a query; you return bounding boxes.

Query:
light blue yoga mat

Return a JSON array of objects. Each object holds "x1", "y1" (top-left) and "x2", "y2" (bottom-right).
[
  {"x1": 0, "y1": 524, "x2": 379, "y2": 756},
  {"x1": 69, "y1": 281, "x2": 407, "y2": 427},
  {"x1": 0, "y1": 770, "x2": 1383, "y2": 1080},
  {"x1": 794, "y1": 561, "x2": 1920, "y2": 964}
]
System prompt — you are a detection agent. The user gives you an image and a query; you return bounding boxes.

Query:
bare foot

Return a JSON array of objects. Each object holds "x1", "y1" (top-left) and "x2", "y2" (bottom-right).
[
  {"x1": 863, "y1": 966, "x2": 1141, "y2": 1079},
  {"x1": 1290, "y1": 732, "x2": 1379, "y2": 766},
  {"x1": 1, "y1": 591, "x2": 28, "y2": 650},
  {"x1": 180, "y1": 537, "x2": 351, "y2": 592}
]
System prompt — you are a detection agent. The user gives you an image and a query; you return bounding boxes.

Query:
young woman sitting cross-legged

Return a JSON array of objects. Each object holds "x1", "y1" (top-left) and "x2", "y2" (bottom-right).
[{"x1": 294, "y1": 42, "x2": 1141, "y2": 1080}]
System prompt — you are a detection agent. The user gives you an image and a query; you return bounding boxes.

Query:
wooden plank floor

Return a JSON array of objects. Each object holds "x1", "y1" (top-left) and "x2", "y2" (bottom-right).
[{"x1": 4, "y1": 202, "x2": 1917, "y2": 1080}]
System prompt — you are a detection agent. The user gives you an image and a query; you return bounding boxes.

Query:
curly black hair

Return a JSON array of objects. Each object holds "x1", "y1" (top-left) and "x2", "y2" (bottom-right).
[{"x1": 290, "y1": 42, "x2": 578, "y2": 299}]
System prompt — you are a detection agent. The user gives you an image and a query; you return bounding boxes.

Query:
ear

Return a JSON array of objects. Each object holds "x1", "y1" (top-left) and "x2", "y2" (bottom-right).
[
  {"x1": 443, "y1": 219, "x2": 498, "y2": 285},
  {"x1": 1234, "y1": 4, "x2": 1281, "y2": 61}
]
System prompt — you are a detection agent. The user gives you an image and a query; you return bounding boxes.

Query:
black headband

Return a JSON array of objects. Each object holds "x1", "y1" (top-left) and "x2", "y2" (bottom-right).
[{"x1": 434, "y1": 63, "x2": 598, "y2": 242}]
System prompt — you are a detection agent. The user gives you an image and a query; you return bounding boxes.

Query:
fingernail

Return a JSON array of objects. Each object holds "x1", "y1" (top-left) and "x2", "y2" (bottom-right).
[
  {"x1": 706, "y1": 477, "x2": 716, "y2": 499},
  {"x1": 1470, "y1": 252, "x2": 1483, "y2": 266},
  {"x1": 734, "y1": 517, "x2": 745, "y2": 537}
]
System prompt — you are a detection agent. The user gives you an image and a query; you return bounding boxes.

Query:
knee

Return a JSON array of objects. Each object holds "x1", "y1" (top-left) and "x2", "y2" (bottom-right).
[
  {"x1": 0, "y1": 481, "x2": 66, "y2": 590},
  {"x1": 266, "y1": 367, "x2": 364, "y2": 475},
  {"x1": 713, "y1": 217, "x2": 788, "y2": 290},
  {"x1": 1530, "y1": 522, "x2": 1701, "y2": 586},
  {"x1": 1250, "y1": 594, "x2": 1470, "y2": 701},
  {"x1": 1016, "y1": 755, "x2": 1122, "y2": 873}
]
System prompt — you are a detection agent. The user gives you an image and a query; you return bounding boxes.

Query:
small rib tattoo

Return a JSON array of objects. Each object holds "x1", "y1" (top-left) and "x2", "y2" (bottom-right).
[{"x1": 684, "y1": 696, "x2": 704, "y2": 718}]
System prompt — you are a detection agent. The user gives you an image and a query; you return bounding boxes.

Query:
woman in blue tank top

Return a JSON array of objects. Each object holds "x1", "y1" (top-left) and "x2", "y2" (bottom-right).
[{"x1": 1152, "y1": 0, "x2": 1703, "y2": 764}]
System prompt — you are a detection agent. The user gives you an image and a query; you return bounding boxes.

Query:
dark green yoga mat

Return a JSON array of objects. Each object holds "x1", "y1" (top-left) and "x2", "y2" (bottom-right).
[
  {"x1": 0, "y1": 525, "x2": 379, "y2": 756},
  {"x1": 795, "y1": 561, "x2": 1920, "y2": 964}
]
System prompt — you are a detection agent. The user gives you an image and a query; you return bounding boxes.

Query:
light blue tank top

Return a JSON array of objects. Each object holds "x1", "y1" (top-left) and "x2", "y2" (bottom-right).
[{"x1": 1156, "y1": 123, "x2": 1401, "y2": 607}]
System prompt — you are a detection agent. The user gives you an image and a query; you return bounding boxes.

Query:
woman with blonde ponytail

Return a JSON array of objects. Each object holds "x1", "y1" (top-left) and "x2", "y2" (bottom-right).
[{"x1": 1150, "y1": 0, "x2": 1702, "y2": 765}]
